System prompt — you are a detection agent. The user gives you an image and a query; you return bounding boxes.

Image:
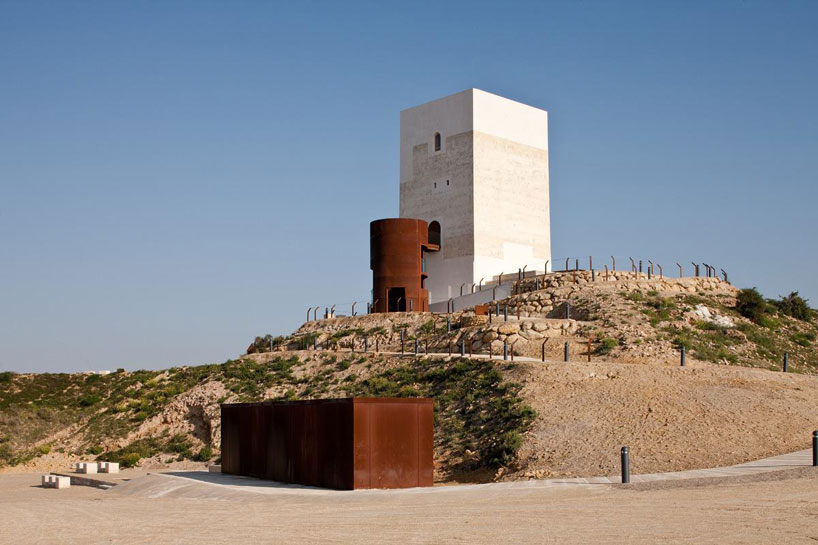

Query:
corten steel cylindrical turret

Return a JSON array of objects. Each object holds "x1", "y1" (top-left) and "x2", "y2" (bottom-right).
[{"x1": 370, "y1": 218, "x2": 439, "y2": 313}]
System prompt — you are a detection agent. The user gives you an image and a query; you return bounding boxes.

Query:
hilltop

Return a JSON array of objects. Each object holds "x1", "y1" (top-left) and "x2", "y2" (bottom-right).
[{"x1": 1, "y1": 271, "x2": 816, "y2": 482}]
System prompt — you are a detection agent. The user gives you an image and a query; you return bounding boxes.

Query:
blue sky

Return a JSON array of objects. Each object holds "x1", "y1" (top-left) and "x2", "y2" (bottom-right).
[{"x1": 1, "y1": 1, "x2": 816, "y2": 373}]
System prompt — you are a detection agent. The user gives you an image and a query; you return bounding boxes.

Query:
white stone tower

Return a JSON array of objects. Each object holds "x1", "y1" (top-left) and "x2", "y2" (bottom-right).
[{"x1": 399, "y1": 89, "x2": 551, "y2": 304}]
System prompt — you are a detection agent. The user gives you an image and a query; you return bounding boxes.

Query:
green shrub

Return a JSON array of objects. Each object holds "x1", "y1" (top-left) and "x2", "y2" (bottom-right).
[
  {"x1": 0, "y1": 371, "x2": 13, "y2": 383},
  {"x1": 736, "y1": 288, "x2": 767, "y2": 323},
  {"x1": 595, "y1": 338, "x2": 619, "y2": 355},
  {"x1": 791, "y1": 332, "x2": 815, "y2": 347},
  {"x1": 120, "y1": 452, "x2": 141, "y2": 468},
  {"x1": 419, "y1": 319, "x2": 436, "y2": 335},
  {"x1": 776, "y1": 292, "x2": 812, "y2": 321},
  {"x1": 193, "y1": 446, "x2": 213, "y2": 462},
  {"x1": 295, "y1": 332, "x2": 319, "y2": 350},
  {"x1": 86, "y1": 445, "x2": 104, "y2": 455},
  {"x1": 78, "y1": 394, "x2": 102, "y2": 407},
  {"x1": 37, "y1": 444, "x2": 51, "y2": 455},
  {"x1": 337, "y1": 359, "x2": 351, "y2": 371}
]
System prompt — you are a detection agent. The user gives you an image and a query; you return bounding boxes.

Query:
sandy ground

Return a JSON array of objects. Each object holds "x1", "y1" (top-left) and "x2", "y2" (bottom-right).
[
  {"x1": 4, "y1": 469, "x2": 818, "y2": 544},
  {"x1": 506, "y1": 360, "x2": 818, "y2": 480}
]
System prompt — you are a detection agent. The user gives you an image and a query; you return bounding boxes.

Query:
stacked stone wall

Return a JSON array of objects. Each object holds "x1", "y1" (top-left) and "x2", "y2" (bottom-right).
[{"x1": 501, "y1": 272, "x2": 736, "y2": 319}]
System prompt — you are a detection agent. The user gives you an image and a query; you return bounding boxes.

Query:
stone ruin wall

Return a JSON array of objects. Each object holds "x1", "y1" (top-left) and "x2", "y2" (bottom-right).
[{"x1": 502, "y1": 271, "x2": 737, "y2": 319}]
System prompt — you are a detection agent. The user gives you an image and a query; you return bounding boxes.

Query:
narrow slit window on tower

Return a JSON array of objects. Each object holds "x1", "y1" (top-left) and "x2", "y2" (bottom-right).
[{"x1": 434, "y1": 132, "x2": 441, "y2": 152}]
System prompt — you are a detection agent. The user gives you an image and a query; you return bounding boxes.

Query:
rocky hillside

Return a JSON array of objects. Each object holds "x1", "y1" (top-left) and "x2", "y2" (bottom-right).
[{"x1": 1, "y1": 271, "x2": 816, "y2": 482}]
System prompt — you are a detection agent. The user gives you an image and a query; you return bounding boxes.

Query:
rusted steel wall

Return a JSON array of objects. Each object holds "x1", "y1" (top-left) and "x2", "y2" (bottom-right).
[
  {"x1": 221, "y1": 398, "x2": 433, "y2": 490},
  {"x1": 370, "y1": 218, "x2": 439, "y2": 313}
]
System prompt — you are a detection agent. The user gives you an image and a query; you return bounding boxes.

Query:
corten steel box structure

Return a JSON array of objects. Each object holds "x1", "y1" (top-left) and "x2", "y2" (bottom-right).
[
  {"x1": 220, "y1": 398, "x2": 434, "y2": 490},
  {"x1": 370, "y1": 218, "x2": 440, "y2": 313}
]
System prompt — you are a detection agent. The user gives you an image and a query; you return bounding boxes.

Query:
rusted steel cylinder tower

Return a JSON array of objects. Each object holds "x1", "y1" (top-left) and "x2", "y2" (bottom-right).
[{"x1": 370, "y1": 218, "x2": 439, "y2": 313}]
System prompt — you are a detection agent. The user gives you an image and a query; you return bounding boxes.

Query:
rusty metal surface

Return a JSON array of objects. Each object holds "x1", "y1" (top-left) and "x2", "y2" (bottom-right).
[
  {"x1": 221, "y1": 398, "x2": 433, "y2": 490},
  {"x1": 370, "y1": 218, "x2": 439, "y2": 313}
]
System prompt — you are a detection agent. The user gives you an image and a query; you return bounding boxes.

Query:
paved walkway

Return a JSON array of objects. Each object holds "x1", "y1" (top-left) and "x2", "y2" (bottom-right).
[{"x1": 142, "y1": 449, "x2": 814, "y2": 498}]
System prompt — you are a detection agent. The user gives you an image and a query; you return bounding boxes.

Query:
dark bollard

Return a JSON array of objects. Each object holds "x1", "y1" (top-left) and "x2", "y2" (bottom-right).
[
  {"x1": 783, "y1": 352, "x2": 789, "y2": 372},
  {"x1": 813, "y1": 431, "x2": 817, "y2": 467},
  {"x1": 375, "y1": 338, "x2": 379, "y2": 353},
  {"x1": 591, "y1": 268, "x2": 595, "y2": 282},
  {"x1": 639, "y1": 260, "x2": 642, "y2": 274},
  {"x1": 503, "y1": 341, "x2": 508, "y2": 361},
  {"x1": 564, "y1": 342, "x2": 569, "y2": 362},
  {"x1": 446, "y1": 317, "x2": 451, "y2": 333},
  {"x1": 565, "y1": 302, "x2": 570, "y2": 319},
  {"x1": 621, "y1": 447, "x2": 630, "y2": 484},
  {"x1": 680, "y1": 345, "x2": 686, "y2": 367},
  {"x1": 495, "y1": 302, "x2": 500, "y2": 316},
  {"x1": 504, "y1": 306, "x2": 508, "y2": 322},
  {"x1": 460, "y1": 340, "x2": 465, "y2": 357}
]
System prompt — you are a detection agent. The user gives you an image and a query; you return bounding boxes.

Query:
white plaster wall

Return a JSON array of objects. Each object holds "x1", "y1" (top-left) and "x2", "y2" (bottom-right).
[{"x1": 399, "y1": 89, "x2": 551, "y2": 304}]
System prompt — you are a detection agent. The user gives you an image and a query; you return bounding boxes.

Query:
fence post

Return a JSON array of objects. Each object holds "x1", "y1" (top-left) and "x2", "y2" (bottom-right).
[
  {"x1": 351, "y1": 337, "x2": 355, "y2": 353},
  {"x1": 409, "y1": 299, "x2": 413, "y2": 312},
  {"x1": 376, "y1": 338, "x2": 379, "y2": 353},
  {"x1": 783, "y1": 352, "x2": 789, "y2": 372},
  {"x1": 460, "y1": 339, "x2": 465, "y2": 357},
  {"x1": 364, "y1": 337, "x2": 368, "y2": 353},
  {"x1": 611, "y1": 256, "x2": 616, "y2": 271},
  {"x1": 313, "y1": 336, "x2": 317, "y2": 351},
  {"x1": 352, "y1": 302, "x2": 357, "y2": 316},
  {"x1": 565, "y1": 302, "x2": 570, "y2": 319},
  {"x1": 658, "y1": 264, "x2": 663, "y2": 279},
  {"x1": 447, "y1": 317, "x2": 451, "y2": 332},
  {"x1": 414, "y1": 338, "x2": 419, "y2": 355},
  {"x1": 680, "y1": 345, "x2": 686, "y2": 367},
  {"x1": 504, "y1": 306, "x2": 508, "y2": 322},
  {"x1": 629, "y1": 257, "x2": 635, "y2": 273},
  {"x1": 448, "y1": 342, "x2": 452, "y2": 356},
  {"x1": 677, "y1": 262, "x2": 682, "y2": 278},
  {"x1": 511, "y1": 342, "x2": 515, "y2": 362},
  {"x1": 564, "y1": 342, "x2": 569, "y2": 362},
  {"x1": 542, "y1": 341, "x2": 546, "y2": 362},
  {"x1": 813, "y1": 431, "x2": 817, "y2": 467},
  {"x1": 503, "y1": 341, "x2": 508, "y2": 361},
  {"x1": 605, "y1": 265, "x2": 609, "y2": 281},
  {"x1": 468, "y1": 340, "x2": 472, "y2": 358},
  {"x1": 401, "y1": 329, "x2": 405, "y2": 354},
  {"x1": 587, "y1": 338, "x2": 591, "y2": 362},
  {"x1": 307, "y1": 307, "x2": 312, "y2": 322},
  {"x1": 621, "y1": 447, "x2": 630, "y2": 484},
  {"x1": 425, "y1": 339, "x2": 428, "y2": 354}
]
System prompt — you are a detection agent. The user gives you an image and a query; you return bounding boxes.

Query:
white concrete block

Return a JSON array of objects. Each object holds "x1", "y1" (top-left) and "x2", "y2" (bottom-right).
[
  {"x1": 42, "y1": 475, "x2": 71, "y2": 489},
  {"x1": 76, "y1": 462, "x2": 98, "y2": 474},
  {"x1": 98, "y1": 462, "x2": 119, "y2": 474}
]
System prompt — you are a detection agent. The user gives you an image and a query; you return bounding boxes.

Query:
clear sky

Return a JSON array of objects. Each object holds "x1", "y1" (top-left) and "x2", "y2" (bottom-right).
[{"x1": 1, "y1": 1, "x2": 816, "y2": 373}]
